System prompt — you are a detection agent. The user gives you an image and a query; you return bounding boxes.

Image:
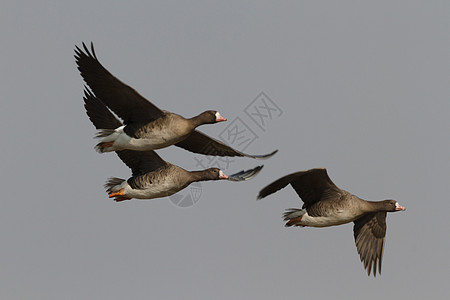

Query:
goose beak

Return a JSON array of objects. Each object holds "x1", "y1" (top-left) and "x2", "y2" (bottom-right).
[
  {"x1": 215, "y1": 112, "x2": 227, "y2": 122},
  {"x1": 219, "y1": 170, "x2": 228, "y2": 179},
  {"x1": 395, "y1": 202, "x2": 406, "y2": 211}
]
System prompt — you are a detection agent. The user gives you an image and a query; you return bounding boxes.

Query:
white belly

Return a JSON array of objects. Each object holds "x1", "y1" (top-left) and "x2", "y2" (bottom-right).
[
  {"x1": 120, "y1": 129, "x2": 184, "y2": 151},
  {"x1": 128, "y1": 135, "x2": 180, "y2": 150},
  {"x1": 287, "y1": 209, "x2": 360, "y2": 227},
  {"x1": 100, "y1": 126, "x2": 185, "y2": 151},
  {"x1": 125, "y1": 181, "x2": 185, "y2": 200}
]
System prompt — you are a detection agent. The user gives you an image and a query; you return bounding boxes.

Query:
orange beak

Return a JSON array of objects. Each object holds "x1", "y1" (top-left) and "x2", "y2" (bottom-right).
[
  {"x1": 219, "y1": 170, "x2": 228, "y2": 179},
  {"x1": 215, "y1": 112, "x2": 227, "y2": 122},
  {"x1": 395, "y1": 203, "x2": 406, "y2": 211}
]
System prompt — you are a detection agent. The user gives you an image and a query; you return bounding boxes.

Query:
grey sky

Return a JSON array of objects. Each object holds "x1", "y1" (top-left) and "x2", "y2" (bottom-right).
[{"x1": 1, "y1": 1, "x2": 449, "y2": 299}]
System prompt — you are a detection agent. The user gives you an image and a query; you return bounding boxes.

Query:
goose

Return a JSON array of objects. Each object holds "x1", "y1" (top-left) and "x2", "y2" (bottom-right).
[
  {"x1": 84, "y1": 89, "x2": 263, "y2": 201},
  {"x1": 75, "y1": 42, "x2": 277, "y2": 159},
  {"x1": 257, "y1": 168, "x2": 405, "y2": 276}
]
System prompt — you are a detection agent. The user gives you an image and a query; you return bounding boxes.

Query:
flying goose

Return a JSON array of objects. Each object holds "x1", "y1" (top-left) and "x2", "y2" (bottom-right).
[
  {"x1": 75, "y1": 42, "x2": 277, "y2": 159},
  {"x1": 257, "y1": 168, "x2": 405, "y2": 276},
  {"x1": 84, "y1": 89, "x2": 263, "y2": 201}
]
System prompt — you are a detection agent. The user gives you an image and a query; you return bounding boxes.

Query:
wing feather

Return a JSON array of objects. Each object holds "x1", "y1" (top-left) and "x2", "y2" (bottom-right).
[
  {"x1": 257, "y1": 168, "x2": 343, "y2": 208},
  {"x1": 175, "y1": 130, "x2": 277, "y2": 159},
  {"x1": 353, "y1": 212, "x2": 387, "y2": 276},
  {"x1": 75, "y1": 42, "x2": 164, "y2": 124}
]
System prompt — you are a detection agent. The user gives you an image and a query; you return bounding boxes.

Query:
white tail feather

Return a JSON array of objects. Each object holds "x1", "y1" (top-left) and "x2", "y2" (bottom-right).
[
  {"x1": 283, "y1": 208, "x2": 306, "y2": 227},
  {"x1": 104, "y1": 177, "x2": 126, "y2": 194}
]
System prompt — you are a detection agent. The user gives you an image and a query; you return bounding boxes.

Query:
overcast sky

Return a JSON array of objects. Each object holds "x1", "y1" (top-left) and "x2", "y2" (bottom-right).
[{"x1": 1, "y1": 1, "x2": 449, "y2": 299}]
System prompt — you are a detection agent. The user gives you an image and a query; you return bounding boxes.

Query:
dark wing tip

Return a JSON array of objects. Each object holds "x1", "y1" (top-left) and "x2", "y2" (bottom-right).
[
  {"x1": 89, "y1": 41, "x2": 97, "y2": 59},
  {"x1": 353, "y1": 213, "x2": 386, "y2": 277},
  {"x1": 257, "y1": 189, "x2": 269, "y2": 200},
  {"x1": 74, "y1": 41, "x2": 97, "y2": 62},
  {"x1": 245, "y1": 149, "x2": 278, "y2": 160},
  {"x1": 256, "y1": 184, "x2": 268, "y2": 200},
  {"x1": 227, "y1": 165, "x2": 263, "y2": 182},
  {"x1": 257, "y1": 171, "x2": 302, "y2": 200}
]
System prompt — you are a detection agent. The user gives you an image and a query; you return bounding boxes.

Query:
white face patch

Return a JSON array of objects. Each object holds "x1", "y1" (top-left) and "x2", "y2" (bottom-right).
[
  {"x1": 394, "y1": 202, "x2": 406, "y2": 211},
  {"x1": 218, "y1": 170, "x2": 228, "y2": 179},
  {"x1": 214, "y1": 111, "x2": 226, "y2": 122}
]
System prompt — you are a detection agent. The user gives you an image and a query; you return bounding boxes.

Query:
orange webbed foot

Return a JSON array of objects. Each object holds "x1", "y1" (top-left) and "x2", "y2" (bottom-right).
[
  {"x1": 286, "y1": 216, "x2": 303, "y2": 227},
  {"x1": 101, "y1": 142, "x2": 114, "y2": 148},
  {"x1": 109, "y1": 189, "x2": 125, "y2": 198}
]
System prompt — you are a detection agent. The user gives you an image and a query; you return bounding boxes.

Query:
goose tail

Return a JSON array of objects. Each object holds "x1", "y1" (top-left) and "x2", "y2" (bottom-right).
[{"x1": 283, "y1": 209, "x2": 306, "y2": 227}]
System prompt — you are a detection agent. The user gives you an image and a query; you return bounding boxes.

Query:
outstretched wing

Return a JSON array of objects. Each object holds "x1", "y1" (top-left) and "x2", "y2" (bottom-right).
[
  {"x1": 227, "y1": 165, "x2": 264, "y2": 181},
  {"x1": 116, "y1": 150, "x2": 168, "y2": 177},
  {"x1": 83, "y1": 88, "x2": 122, "y2": 129},
  {"x1": 257, "y1": 168, "x2": 342, "y2": 208},
  {"x1": 353, "y1": 212, "x2": 387, "y2": 277},
  {"x1": 75, "y1": 42, "x2": 165, "y2": 124},
  {"x1": 83, "y1": 88, "x2": 167, "y2": 176},
  {"x1": 175, "y1": 130, "x2": 278, "y2": 159}
]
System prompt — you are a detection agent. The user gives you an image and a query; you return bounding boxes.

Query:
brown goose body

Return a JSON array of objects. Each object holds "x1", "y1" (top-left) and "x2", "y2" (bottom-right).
[
  {"x1": 93, "y1": 110, "x2": 224, "y2": 153},
  {"x1": 75, "y1": 42, "x2": 277, "y2": 159},
  {"x1": 84, "y1": 89, "x2": 264, "y2": 201},
  {"x1": 257, "y1": 168, "x2": 405, "y2": 276},
  {"x1": 104, "y1": 159, "x2": 232, "y2": 201}
]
